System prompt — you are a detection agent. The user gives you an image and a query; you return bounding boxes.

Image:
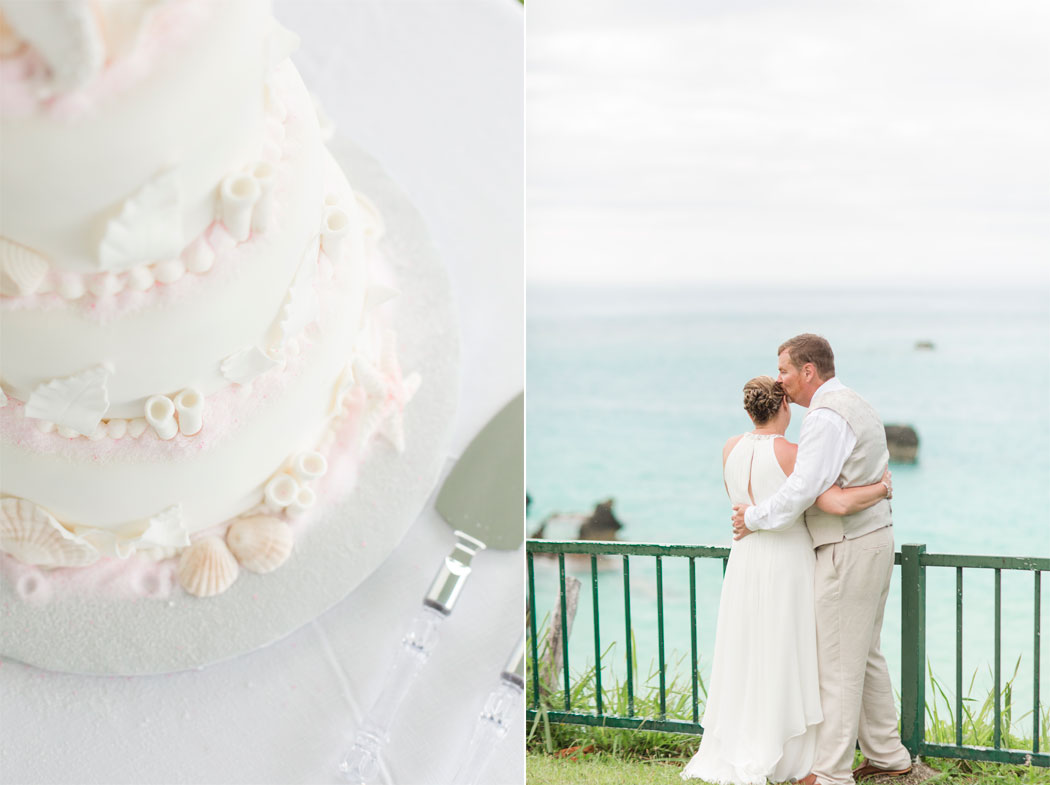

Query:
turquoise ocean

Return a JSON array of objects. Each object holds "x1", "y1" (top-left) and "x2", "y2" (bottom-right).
[{"x1": 526, "y1": 283, "x2": 1050, "y2": 727}]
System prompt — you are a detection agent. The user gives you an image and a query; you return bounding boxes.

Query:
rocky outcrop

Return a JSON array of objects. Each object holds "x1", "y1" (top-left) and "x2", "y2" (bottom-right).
[
  {"x1": 885, "y1": 424, "x2": 919, "y2": 463},
  {"x1": 579, "y1": 498, "x2": 623, "y2": 541}
]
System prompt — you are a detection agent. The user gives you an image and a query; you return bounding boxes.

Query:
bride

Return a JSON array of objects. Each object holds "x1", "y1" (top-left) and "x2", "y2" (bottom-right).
[{"x1": 681, "y1": 376, "x2": 892, "y2": 785}]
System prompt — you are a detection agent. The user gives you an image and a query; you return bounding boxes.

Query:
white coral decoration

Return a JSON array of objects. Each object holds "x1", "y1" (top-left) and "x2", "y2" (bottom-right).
[
  {"x1": 145, "y1": 394, "x2": 177, "y2": 440},
  {"x1": 0, "y1": 497, "x2": 100, "y2": 568},
  {"x1": 0, "y1": 237, "x2": 50, "y2": 296},
  {"x1": 25, "y1": 364, "x2": 111, "y2": 436},
  {"x1": 354, "y1": 331, "x2": 421, "y2": 454},
  {"x1": 0, "y1": 0, "x2": 104, "y2": 93},
  {"x1": 320, "y1": 207, "x2": 351, "y2": 262},
  {"x1": 221, "y1": 346, "x2": 279, "y2": 385},
  {"x1": 219, "y1": 172, "x2": 259, "y2": 242},
  {"x1": 173, "y1": 387, "x2": 203, "y2": 436},
  {"x1": 99, "y1": 169, "x2": 184, "y2": 269},
  {"x1": 250, "y1": 162, "x2": 276, "y2": 233}
]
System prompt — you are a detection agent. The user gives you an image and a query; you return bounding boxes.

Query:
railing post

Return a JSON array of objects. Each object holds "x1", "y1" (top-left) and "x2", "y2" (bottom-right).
[{"x1": 900, "y1": 543, "x2": 927, "y2": 758}]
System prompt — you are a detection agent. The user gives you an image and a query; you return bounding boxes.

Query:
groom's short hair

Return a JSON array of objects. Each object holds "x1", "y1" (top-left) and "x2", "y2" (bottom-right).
[{"x1": 779, "y1": 334, "x2": 835, "y2": 379}]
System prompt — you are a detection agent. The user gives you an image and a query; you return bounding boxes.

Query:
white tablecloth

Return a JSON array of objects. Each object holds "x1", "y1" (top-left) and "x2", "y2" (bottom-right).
[{"x1": 0, "y1": 2, "x2": 524, "y2": 783}]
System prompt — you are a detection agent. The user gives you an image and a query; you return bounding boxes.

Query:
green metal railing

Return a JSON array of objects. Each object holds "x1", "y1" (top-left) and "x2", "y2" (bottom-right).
[{"x1": 526, "y1": 539, "x2": 1049, "y2": 767}]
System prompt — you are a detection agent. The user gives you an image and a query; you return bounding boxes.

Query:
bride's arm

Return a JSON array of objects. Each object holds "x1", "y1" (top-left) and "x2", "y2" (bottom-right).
[{"x1": 815, "y1": 468, "x2": 892, "y2": 515}]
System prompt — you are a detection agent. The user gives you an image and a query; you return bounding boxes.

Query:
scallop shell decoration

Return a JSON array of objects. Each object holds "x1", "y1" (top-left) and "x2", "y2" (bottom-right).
[
  {"x1": 0, "y1": 497, "x2": 100, "y2": 568},
  {"x1": 176, "y1": 537, "x2": 239, "y2": 597},
  {"x1": 225, "y1": 516, "x2": 294, "y2": 574},
  {"x1": 0, "y1": 238, "x2": 50, "y2": 296}
]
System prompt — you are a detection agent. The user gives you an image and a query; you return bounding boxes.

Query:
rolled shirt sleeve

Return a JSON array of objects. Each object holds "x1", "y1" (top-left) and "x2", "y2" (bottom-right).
[{"x1": 744, "y1": 408, "x2": 857, "y2": 532}]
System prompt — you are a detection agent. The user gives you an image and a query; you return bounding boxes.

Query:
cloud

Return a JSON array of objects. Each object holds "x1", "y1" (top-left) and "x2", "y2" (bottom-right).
[{"x1": 527, "y1": 0, "x2": 1050, "y2": 285}]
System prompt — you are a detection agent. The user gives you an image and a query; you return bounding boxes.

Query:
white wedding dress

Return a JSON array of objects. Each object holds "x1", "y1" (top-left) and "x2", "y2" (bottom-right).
[{"x1": 681, "y1": 433, "x2": 823, "y2": 784}]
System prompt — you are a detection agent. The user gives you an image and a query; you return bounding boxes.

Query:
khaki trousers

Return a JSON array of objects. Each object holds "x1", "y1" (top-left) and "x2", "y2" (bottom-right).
[{"x1": 811, "y1": 525, "x2": 912, "y2": 785}]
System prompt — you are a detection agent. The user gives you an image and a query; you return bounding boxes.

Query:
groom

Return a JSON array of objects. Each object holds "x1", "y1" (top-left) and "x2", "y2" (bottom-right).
[{"x1": 730, "y1": 334, "x2": 912, "y2": 785}]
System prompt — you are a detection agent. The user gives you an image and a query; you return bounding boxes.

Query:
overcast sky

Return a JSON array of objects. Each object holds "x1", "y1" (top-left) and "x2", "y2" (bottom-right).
[{"x1": 527, "y1": 0, "x2": 1050, "y2": 286}]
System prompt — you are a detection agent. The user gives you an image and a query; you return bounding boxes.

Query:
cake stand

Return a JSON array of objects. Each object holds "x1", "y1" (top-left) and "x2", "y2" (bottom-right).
[{"x1": 0, "y1": 140, "x2": 460, "y2": 675}]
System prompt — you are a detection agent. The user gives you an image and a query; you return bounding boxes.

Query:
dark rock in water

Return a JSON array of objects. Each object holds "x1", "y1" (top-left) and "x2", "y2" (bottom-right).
[
  {"x1": 885, "y1": 424, "x2": 919, "y2": 463},
  {"x1": 579, "y1": 498, "x2": 624, "y2": 541},
  {"x1": 914, "y1": 340, "x2": 935, "y2": 351}
]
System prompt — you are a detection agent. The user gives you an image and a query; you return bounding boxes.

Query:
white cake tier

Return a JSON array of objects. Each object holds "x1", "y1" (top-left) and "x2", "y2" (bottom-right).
[
  {"x1": 0, "y1": 62, "x2": 362, "y2": 420},
  {"x1": 0, "y1": 169, "x2": 380, "y2": 539},
  {"x1": 0, "y1": 0, "x2": 286, "y2": 273}
]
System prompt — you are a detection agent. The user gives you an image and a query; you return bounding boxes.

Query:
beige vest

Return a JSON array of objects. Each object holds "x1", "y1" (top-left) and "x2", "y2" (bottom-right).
[{"x1": 804, "y1": 387, "x2": 893, "y2": 547}]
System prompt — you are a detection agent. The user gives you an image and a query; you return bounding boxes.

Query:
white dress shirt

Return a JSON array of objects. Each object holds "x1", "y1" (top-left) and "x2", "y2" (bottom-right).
[{"x1": 744, "y1": 378, "x2": 857, "y2": 532}]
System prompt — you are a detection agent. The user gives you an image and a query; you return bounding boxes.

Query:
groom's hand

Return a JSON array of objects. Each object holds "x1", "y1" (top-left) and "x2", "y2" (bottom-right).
[{"x1": 731, "y1": 504, "x2": 753, "y2": 540}]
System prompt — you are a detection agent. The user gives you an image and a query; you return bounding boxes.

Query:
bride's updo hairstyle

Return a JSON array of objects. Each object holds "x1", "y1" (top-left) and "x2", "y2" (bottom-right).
[{"x1": 743, "y1": 376, "x2": 785, "y2": 425}]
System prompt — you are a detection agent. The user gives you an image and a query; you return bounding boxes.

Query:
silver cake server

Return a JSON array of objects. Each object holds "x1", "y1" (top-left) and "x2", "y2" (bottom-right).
[{"x1": 339, "y1": 392, "x2": 524, "y2": 784}]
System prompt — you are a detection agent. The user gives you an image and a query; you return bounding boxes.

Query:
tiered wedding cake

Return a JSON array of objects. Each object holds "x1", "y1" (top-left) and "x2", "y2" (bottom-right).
[{"x1": 0, "y1": 0, "x2": 417, "y2": 598}]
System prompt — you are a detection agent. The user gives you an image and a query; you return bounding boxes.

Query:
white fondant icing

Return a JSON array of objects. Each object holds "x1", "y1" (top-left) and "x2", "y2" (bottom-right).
[
  {"x1": 153, "y1": 257, "x2": 187, "y2": 284},
  {"x1": 277, "y1": 237, "x2": 321, "y2": 346},
  {"x1": 99, "y1": 168, "x2": 184, "y2": 269},
  {"x1": 87, "y1": 271, "x2": 124, "y2": 298},
  {"x1": 364, "y1": 284, "x2": 401, "y2": 312},
  {"x1": 25, "y1": 364, "x2": 111, "y2": 435},
  {"x1": 0, "y1": 237, "x2": 49, "y2": 296},
  {"x1": 221, "y1": 346, "x2": 279, "y2": 386},
  {"x1": 0, "y1": 0, "x2": 270, "y2": 272},
  {"x1": 56, "y1": 274, "x2": 86, "y2": 300},
  {"x1": 266, "y1": 20, "x2": 300, "y2": 72},
  {"x1": 105, "y1": 418, "x2": 128, "y2": 439},
  {"x1": 220, "y1": 172, "x2": 260, "y2": 242},
  {"x1": 126, "y1": 264, "x2": 155, "y2": 291},
  {"x1": 144, "y1": 394, "x2": 177, "y2": 440},
  {"x1": 174, "y1": 387, "x2": 203, "y2": 436},
  {"x1": 183, "y1": 237, "x2": 215, "y2": 273}
]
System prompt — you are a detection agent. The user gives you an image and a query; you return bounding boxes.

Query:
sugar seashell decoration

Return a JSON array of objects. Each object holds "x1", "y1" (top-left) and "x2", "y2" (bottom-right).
[
  {"x1": 173, "y1": 388, "x2": 203, "y2": 436},
  {"x1": 0, "y1": 0, "x2": 105, "y2": 93},
  {"x1": 99, "y1": 169, "x2": 184, "y2": 268},
  {"x1": 145, "y1": 394, "x2": 177, "y2": 440},
  {"x1": 226, "y1": 515, "x2": 293, "y2": 574},
  {"x1": 320, "y1": 206, "x2": 350, "y2": 262},
  {"x1": 0, "y1": 497, "x2": 99, "y2": 568},
  {"x1": 220, "y1": 172, "x2": 260, "y2": 242},
  {"x1": 221, "y1": 345, "x2": 279, "y2": 386},
  {"x1": 177, "y1": 537, "x2": 239, "y2": 598},
  {"x1": 25, "y1": 364, "x2": 111, "y2": 436},
  {"x1": 0, "y1": 237, "x2": 50, "y2": 296}
]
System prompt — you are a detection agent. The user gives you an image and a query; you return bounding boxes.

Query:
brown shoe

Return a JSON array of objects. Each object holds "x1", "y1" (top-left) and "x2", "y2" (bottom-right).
[
  {"x1": 852, "y1": 760, "x2": 912, "y2": 781},
  {"x1": 795, "y1": 776, "x2": 819, "y2": 785}
]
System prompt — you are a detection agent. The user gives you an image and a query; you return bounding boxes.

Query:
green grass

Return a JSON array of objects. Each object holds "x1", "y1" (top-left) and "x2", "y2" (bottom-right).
[{"x1": 526, "y1": 751, "x2": 1050, "y2": 784}]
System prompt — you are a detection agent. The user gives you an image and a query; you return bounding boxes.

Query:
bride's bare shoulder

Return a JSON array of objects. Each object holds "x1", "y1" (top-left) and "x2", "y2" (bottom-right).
[
  {"x1": 722, "y1": 434, "x2": 745, "y2": 464},
  {"x1": 773, "y1": 438, "x2": 798, "y2": 474}
]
